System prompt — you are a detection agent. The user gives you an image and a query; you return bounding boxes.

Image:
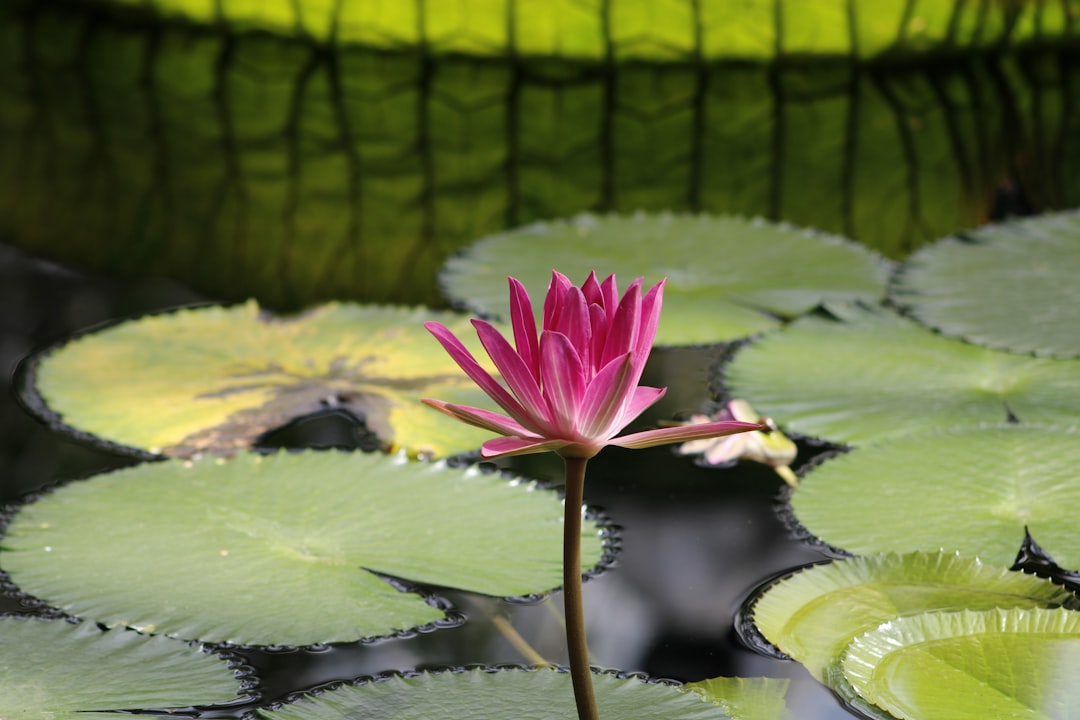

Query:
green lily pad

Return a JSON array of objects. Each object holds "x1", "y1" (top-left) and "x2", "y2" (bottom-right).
[
  {"x1": 440, "y1": 214, "x2": 889, "y2": 346},
  {"x1": 258, "y1": 666, "x2": 728, "y2": 720},
  {"x1": 24, "y1": 301, "x2": 502, "y2": 459},
  {"x1": 1, "y1": 451, "x2": 607, "y2": 646},
  {"x1": 684, "y1": 676, "x2": 792, "y2": 720},
  {"x1": 749, "y1": 552, "x2": 1075, "y2": 682},
  {"x1": 0, "y1": 616, "x2": 250, "y2": 718},
  {"x1": 892, "y1": 211, "x2": 1080, "y2": 359},
  {"x1": 724, "y1": 305, "x2": 1080, "y2": 445},
  {"x1": 843, "y1": 608, "x2": 1080, "y2": 720},
  {"x1": 789, "y1": 426, "x2": 1080, "y2": 568}
]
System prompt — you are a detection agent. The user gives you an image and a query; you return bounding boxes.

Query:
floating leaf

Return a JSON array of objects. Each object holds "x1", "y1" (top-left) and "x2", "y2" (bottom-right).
[
  {"x1": 0, "y1": 616, "x2": 250, "y2": 719},
  {"x1": 24, "y1": 301, "x2": 502, "y2": 459},
  {"x1": 843, "y1": 608, "x2": 1080, "y2": 720},
  {"x1": 684, "y1": 676, "x2": 792, "y2": 720},
  {"x1": 893, "y1": 211, "x2": 1080, "y2": 358},
  {"x1": 789, "y1": 426, "x2": 1080, "y2": 568},
  {"x1": 749, "y1": 552, "x2": 1074, "y2": 682},
  {"x1": 441, "y1": 214, "x2": 889, "y2": 346},
  {"x1": 258, "y1": 667, "x2": 727, "y2": 720},
  {"x1": 1, "y1": 451, "x2": 607, "y2": 646},
  {"x1": 724, "y1": 306, "x2": 1080, "y2": 445}
]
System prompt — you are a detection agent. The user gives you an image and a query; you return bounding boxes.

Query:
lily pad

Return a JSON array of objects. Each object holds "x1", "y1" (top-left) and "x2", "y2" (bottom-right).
[
  {"x1": 892, "y1": 211, "x2": 1080, "y2": 358},
  {"x1": 23, "y1": 301, "x2": 502, "y2": 459},
  {"x1": 0, "y1": 451, "x2": 607, "y2": 646},
  {"x1": 440, "y1": 214, "x2": 889, "y2": 346},
  {"x1": 684, "y1": 676, "x2": 792, "y2": 720},
  {"x1": 724, "y1": 305, "x2": 1080, "y2": 445},
  {"x1": 749, "y1": 552, "x2": 1075, "y2": 682},
  {"x1": 258, "y1": 666, "x2": 728, "y2": 720},
  {"x1": 843, "y1": 608, "x2": 1080, "y2": 720},
  {"x1": 789, "y1": 426, "x2": 1080, "y2": 568},
  {"x1": 0, "y1": 616, "x2": 251, "y2": 718}
]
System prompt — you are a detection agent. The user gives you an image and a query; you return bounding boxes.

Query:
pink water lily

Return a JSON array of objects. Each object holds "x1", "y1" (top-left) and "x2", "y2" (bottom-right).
[{"x1": 423, "y1": 271, "x2": 764, "y2": 459}]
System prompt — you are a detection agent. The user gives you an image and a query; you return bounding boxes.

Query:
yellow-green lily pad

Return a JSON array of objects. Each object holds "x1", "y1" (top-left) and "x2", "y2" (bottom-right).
[
  {"x1": 23, "y1": 301, "x2": 502, "y2": 459},
  {"x1": 749, "y1": 552, "x2": 1075, "y2": 682},
  {"x1": 843, "y1": 608, "x2": 1080, "y2": 720}
]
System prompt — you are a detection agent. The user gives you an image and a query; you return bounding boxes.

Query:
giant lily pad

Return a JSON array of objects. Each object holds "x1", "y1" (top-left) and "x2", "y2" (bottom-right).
[
  {"x1": 0, "y1": 451, "x2": 607, "y2": 646},
  {"x1": 0, "y1": 616, "x2": 251, "y2": 718},
  {"x1": 724, "y1": 305, "x2": 1080, "y2": 445},
  {"x1": 843, "y1": 608, "x2": 1080, "y2": 720},
  {"x1": 441, "y1": 214, "x2": 889, "y2": 345},
  {"x1": 749, "y1": 552, "x2": 1075, "y2": 682},
  {"x1": 789, "y1": 426, "x2": 1080, "y2": 568},
  {"x1": 258, "y1": 667, "x2": 730, "y2": 720},
  {"x1": 892, "y1": 210, "x2": 1080, "y2": 358},
  {"x1": 23, "y1": 301, "x2": 502, "y2": 459}
]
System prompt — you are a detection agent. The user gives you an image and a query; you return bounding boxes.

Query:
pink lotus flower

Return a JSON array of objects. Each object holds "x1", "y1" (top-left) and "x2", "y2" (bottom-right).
[{"x1": 423, "y1": 271, "x2": 764, "y2": 459}]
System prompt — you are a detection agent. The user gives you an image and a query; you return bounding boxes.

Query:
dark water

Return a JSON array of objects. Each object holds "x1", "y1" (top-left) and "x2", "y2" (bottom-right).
[{"x1": 0, "y1": 247, "x2": 862, "y2": 718}]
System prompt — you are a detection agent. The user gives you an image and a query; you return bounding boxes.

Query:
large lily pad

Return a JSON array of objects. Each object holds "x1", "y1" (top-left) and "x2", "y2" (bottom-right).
[
  {"x1": 843, "y1": 608, "x2": 1080, "y2": 720},
  {"x1": 441, "y1": 214, "x2": 889, "y2": 345},
  {"x1": 724, "y1": 305, "x2": 1080, "y2": 445},
  {"x1": 892, "y1": 210, "x2": 1080, "y2": 358},
  {"x1": 258, "y1": 667, "x2": 729, "y2": 720},
  {"x1": 1, "y1": 451, "x2": 607, "y2": 646},
  {"x1": 749, "y1": 552, "x2": 1075, "y2": 682},
  {"x1": 24, "y1": 301, "x2": 502, "y2": 459},
  {"x1": 0, "y1": 616, "x2": 251, "y2": 719},
  {"x1": 789, "y1": 426, "x2": 1080, "y2": 568}
]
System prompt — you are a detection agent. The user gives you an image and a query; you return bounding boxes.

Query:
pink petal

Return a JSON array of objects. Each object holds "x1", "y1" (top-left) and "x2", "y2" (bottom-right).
[
  {"x1": 636, "y1": 279, "x2": 666, "y2": 357},
  {"x1": 508, "y1": 277, "x2": 540, "y2": 381},
  {"x1": 610, "y1": 420, "x2": 765, "y2": 450},
  {"x1": 588, "y1": 303, "x2": 608, "y2": 370},
  {"x1": 598, "y1": 274, "x2": 620, "y2": 321},
  {"x1": 616, "y1": 385, "x2": 667, "y2": 426},
  {"x1": 543, "y1": 271, "x2": 572, "y2": 330},
  {"x1": 581, "y1": 271, "x2": 603, "y2": 306},
  {"x1": 599, "y1": 278, "x2": 642, "y2": 367},
  {"x1": 480, "y1": 436, "x2": 567, "y2": 459},
  {"x1": 555, "y1": 285, "x2": 592, "y2": 369},
  {"x1": 424, "y1": 322, "x2": 532, "y2": 426},
  {"x1": 472, "y1": 319, "x2": 552, "y2": 432},
  {"x1": 576, "y1": 353, "x2": 636, "y2": 438},
  {"x1": 421, "y1": 398, "x2": 536, "y2": 437},
  {"x1": 539, "y1": 330, "x2": 585, "y2": 430}
]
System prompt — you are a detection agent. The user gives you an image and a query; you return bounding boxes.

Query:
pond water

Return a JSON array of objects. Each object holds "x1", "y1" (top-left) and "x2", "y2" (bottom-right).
[
  {"x1": 0, "y1": 247, "x2": 854, "y2": 718},
  {"x1": 2, "y1": 5, "x2": 1079, "y2": 715}
]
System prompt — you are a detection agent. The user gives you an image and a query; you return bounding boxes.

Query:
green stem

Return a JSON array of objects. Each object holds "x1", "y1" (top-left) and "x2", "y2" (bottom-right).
[{"x1": 562, "y1": 455, "x2": 599, "y2": 720}]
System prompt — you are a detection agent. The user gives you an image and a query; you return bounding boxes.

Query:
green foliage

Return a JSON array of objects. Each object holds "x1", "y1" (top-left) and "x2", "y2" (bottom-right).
[
  {"x1": 0, "y1": 617, "x2": 249, "y2": 718},
  {"x1": 2, "y1": 451, "x2": 606, "y2": 646},
  {"x1": 1, "y1": 2, "x2": 1078, "y2": 306},
  {"x1": 442, "y1": 214, "x2": 888, "y2": 345},
  {"x1": 789, "y1": 426, "x2": 1080, "y2": 567},
  {"x1": 725, "y1": 305, "x2": 1080, "y2": 445},
  {"x1": 257, "y1": 667, "x2": 730, "y2": 720},
  {"x1": 893, "y1": 210, "x2": 1080, "y2": 358}
]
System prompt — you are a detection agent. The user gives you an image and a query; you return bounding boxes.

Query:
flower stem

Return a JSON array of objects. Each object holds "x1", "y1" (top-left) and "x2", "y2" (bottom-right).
[{"x1": 562, "y1": 455, "x2": 599, "y2": 720}]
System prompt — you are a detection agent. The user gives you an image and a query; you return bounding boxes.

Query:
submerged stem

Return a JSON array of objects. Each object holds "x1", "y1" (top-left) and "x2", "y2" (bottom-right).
[{"x1": 562, "y1": 455, "x2": 599, "y2": 720}]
